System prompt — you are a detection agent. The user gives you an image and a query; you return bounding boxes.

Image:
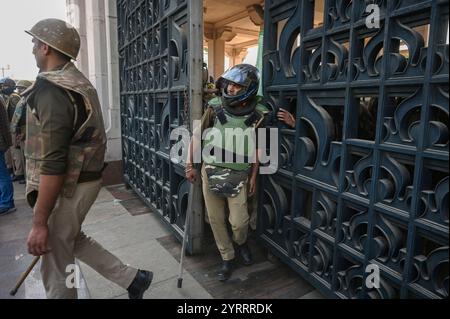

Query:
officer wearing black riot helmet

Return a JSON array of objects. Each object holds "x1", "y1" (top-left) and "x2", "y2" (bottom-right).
[{"x1": 186, "y1": 64, "x2": 270, "y2": 281}]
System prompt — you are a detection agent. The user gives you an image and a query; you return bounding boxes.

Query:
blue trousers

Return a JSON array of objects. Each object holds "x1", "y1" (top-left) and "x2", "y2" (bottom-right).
[{"x1": 0, "y1": 150, "x2": 14, "y2": 209}]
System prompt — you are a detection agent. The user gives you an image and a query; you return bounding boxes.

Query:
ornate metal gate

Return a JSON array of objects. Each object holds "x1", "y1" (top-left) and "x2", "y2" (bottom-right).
[
  {"x1": 260, "y1": 0, "x2": 449, "y2": 298},
  {"x1": 118, "y1": 0, "x2": 448, "y2": 299},
  {"x1": 117, "y1": 0, "x2": 202, "y2": 250}
]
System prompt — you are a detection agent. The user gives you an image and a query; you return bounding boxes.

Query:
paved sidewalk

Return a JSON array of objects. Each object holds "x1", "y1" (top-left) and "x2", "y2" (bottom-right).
[
  {"x1": 78, "y1": 185, "x2": 211, "y2": 299},
  {"x1": 0, "y1": 182, "x2": 322, "y2": 299},
  {"x1": 0, "y1": 183, "x2": 210, "y2": 299}
]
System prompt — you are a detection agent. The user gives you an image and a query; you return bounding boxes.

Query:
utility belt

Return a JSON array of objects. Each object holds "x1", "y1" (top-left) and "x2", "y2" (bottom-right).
[
  {"x1": 26, "y1": 167, "x2": 106, "y2": 208},
  {"x1": 78, "y1": 171, "x2": 103, "y2": 183},
  {"x1": 77, "y1": 163, "x2": 108, "y2": 183}
]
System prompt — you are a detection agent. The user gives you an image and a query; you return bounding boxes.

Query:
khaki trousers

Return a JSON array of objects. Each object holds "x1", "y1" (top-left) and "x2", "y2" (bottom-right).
[
  {"x1": 40, "y1": 179, "x2": 138, "y2": 299},
  {"x1": 5, "y1": 148, "x2": 12, "y2": 170},
  {"x1": 201, "y1": 165, "x2": 249, "y2": 261},
  {"x1": 19, "y1": 141, "x2": 26, "y2": 176},
  {"x1": 11, "y1": 134, "x2": 24, "y2": 176}
]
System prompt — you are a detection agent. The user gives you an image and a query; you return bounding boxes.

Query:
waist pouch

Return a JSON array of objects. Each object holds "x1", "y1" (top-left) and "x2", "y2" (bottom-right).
[{"x1": 204, "y1": 164, "x2": 248, "y2": 198}]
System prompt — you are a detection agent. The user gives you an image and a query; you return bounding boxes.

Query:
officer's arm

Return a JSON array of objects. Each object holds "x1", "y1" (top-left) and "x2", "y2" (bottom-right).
[
  {"x1": 186, "y1": 107, "x2": 213, "y2": 167},
  {"x1": 276, "y1": 108, "x2": 295, "y2": 128},
  {"x1": 28, "y1": 174, "x2": 65, "y2": 256},
  {"x1": 32, "y1": 86, "x2": 75, "y2": 225},
  {"x1": 250, "y1": 151, "x2": 260, "y2": 178},
  {"x1": 186, "y1": 129, "x2": 201, "y2": 172},
  {"x1": 249, "y1": 115, "x2": 265, "y2": 195},
  {"x1": 32, "y1": 175, "x2": 65, "y2": 226}
]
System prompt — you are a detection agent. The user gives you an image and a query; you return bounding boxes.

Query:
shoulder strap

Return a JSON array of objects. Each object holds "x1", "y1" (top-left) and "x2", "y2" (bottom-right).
[
  {"x1": 210, "y1": 103, "x2": 227, "y2": 125},
  {"x1": 244, "y1": 109, "x2": 263, "y2": 127}
]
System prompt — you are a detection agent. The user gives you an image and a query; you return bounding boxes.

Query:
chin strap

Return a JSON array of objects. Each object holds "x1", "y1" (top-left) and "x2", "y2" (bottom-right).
[{"x1": 223, "y1": 97, "x2": 257, "y2": 116}]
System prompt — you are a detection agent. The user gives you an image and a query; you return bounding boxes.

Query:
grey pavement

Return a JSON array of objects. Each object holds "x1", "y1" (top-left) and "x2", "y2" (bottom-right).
[
  {"x1": 0, "y1": 182, "x2": 323, "y2": 299},
  {"x1": 78, "y1": 187, "x2": 212, "y2": 299},
  {"x1": 0, "y1": 182, "x2": 211, "y2": 299}
]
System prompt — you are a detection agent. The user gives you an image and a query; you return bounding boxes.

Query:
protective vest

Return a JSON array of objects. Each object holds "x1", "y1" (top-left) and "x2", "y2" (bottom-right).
[
  {"x1": 23, "y1": 62, "x2": 107, "y2": 205},
  {"x1": 203, "y1": 97, "x2": 268, "y2": 171}
]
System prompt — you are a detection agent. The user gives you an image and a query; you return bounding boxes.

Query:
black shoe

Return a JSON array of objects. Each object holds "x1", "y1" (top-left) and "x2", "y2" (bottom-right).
[
  {"x1": 19, "y1": 179, "x2": 26, "y2": 185},
  {"x1": 127, "y1": 269, "x2": 153, "y2": 299},
  {"x1": 217, "y1": 259, "x2": 235, "y2": 282},
  {"x1": 238, "y1": 242, "x2": 253, "y2": 266}
]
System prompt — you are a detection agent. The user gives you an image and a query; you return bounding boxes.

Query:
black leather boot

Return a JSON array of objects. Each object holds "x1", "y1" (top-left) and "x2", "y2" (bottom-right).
[
  {"x1": 238, "y1": 242, "x2": 253, "y2": 266},
  {"x1": 127, "y1": 269, "x2": 153, "y2": 299},
  {"x1": 217, "y1": 259, "x2": 235, "y2": 282}
]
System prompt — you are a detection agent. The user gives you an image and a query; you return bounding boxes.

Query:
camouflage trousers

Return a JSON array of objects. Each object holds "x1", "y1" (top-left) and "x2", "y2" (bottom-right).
[
  {"x1": 40, "y1": 179, "x2": 138, "y2": 299},
  {"x1": 201, "y1": 164, "x2": 250, "y2": 261}
]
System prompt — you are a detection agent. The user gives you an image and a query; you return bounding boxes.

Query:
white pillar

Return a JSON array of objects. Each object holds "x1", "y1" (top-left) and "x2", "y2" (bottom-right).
[
  {"x1": 205, "y1": 27, "x2": 236, "y2": 80},
  {"x1": 207, "y1": 38, "x2": 225, "y2": 80},
  {"x1": 66, "y1": 0, "x2": 89, "y2": 76},
  {"x1": 104, "y1": 0, "x2": 122, "y2": 161},
  {"x1": 85, "y1": 0, "x2": 109, "y2": 128}
]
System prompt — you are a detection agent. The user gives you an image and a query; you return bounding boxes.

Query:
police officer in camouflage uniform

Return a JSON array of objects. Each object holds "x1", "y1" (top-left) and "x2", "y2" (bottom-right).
[
  {"x1": 9, "y1": 80, "x2": 33, "y2": 183},
  {"x1": 0, "y1": 77, "x2": 20, "y2": 178},
  {"x1": 23, "y1": 18, "x2": 152, "y2": 299},
  {"x1": 186, "y1": 64, "x2": 268, "y2": 281},
  {"x1": 0, "y1": 78, "x2": 20, "y2": 121}
]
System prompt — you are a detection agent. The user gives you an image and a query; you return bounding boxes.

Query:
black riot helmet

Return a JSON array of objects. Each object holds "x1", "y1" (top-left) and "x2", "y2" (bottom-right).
[
  {"x1": 0, "y1": 77, "x2": 16, "y2": 88},
  {"x1": 0, "y1": 77, "x2": 16, "y2": 95},
  {"x1": 216, "y1": 64, "x2": 260, "y2": 107}
]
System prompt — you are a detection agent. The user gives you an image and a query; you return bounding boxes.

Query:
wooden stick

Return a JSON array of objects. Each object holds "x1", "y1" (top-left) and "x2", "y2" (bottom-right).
[{"x1": 10, "y1": 256, "x2": 40, "y2": 296}]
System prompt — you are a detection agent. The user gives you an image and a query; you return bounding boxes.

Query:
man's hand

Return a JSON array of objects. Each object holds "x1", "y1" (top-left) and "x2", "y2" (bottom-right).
[
  {"x1": 277, "y1": 108, "x2": 295, "y2": 128},
  {"x1": 186, "y1": 168, "x2": 198, "y2": 183},
  {"x1": 27, "y1": 224, "x2": 50, "y2": 256},
  {"x1": 248, "y1": 175, "x2": 257, "y2": 197}
]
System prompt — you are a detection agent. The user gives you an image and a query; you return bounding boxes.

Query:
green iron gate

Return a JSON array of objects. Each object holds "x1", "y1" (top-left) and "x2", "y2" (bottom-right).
[{"x1": 260, "y1": 0, "x2": 449, "y2": 298}]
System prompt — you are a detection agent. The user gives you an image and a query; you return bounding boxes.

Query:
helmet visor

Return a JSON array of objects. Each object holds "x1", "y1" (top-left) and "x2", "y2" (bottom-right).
[{"x1": 221, "y1": 67, "x2": 250, "y2": 87}]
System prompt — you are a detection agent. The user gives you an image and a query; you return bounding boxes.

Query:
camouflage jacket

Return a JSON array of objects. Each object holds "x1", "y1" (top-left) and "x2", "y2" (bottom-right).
[
  {"x1": 0, "y1": 95, "x2": 12, "y2": 151},
  {"x1": 3, "y1": 93, "x2": 21, "y2": 122},
  {"x1": 22, "y1": 62, "x2": 107, "y2": 205},
  {"x1": 10, "y1": 96, "x2": 27, "y2": 134}
]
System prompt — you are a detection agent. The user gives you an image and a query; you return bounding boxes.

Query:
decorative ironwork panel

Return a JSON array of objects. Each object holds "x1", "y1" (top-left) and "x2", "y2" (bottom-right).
[
  {"x1": 260, "y1": 0, "x2": 449, "y2": 299},
  {"x1": 118, "y1": 0, "x2": 191, "y2": 240}
]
